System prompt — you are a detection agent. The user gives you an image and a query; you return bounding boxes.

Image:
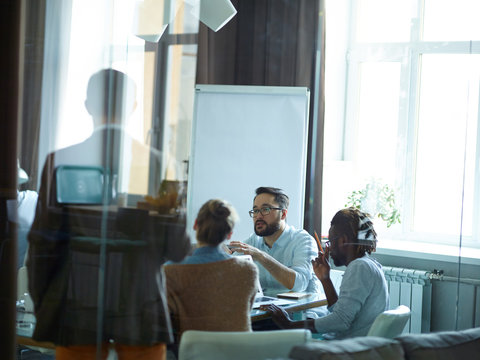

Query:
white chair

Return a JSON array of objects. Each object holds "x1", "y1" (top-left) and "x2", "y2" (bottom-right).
[
  {"x1": 330, "y1": 269, "x2": 344, "y2": 293},
  {"x1": 178, "y1": 329, "x2": 312, "y2": 360},
  {"x1": 367, "y1": 305, "x2": 411, "y2": 338}
]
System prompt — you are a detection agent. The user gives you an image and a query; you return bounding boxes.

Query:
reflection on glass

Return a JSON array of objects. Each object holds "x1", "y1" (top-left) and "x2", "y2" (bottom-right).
[
  {"x1": 59, "y1": 0, "x2": 146, "y2": 150},
  {"x1": 26, "y1": 69, "x2": 192, "y2": 358},
  {"x1": 54, "y1": 0, "x2": 149, "y2": 196},
  {"x1": 165, "y1": 44, "x2": 197, "y2": 181},
  {"x1": 414, "y1": 54, "x2": 480, "y2": 239}
]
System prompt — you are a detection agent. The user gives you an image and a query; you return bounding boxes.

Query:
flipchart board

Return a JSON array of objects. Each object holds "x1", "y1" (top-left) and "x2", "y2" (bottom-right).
[{"x1": 186, "y1": 84, "x2": 310, "y2": 242}]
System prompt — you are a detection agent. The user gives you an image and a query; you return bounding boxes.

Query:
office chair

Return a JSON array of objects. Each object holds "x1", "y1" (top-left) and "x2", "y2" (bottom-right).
[
  {"x1": 367, "y1": 305, "x2": 411, "y2": 338},
  {"x1": 178, "y1": 329, "x2": 312, "y2": 360},
  {"x1": 330, "y1": 269, "x2": 344, "y2": 292}
]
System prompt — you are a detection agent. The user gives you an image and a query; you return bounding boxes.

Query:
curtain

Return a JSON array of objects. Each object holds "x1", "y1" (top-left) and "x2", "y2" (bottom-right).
[
  {"x1": 196, "y1": 0, "x2": 325, "y2": 233},
  {"x1": 19, "y1": 0, "x2": 47, "y2": 191},
  {"x1": 1, "y1": 0, "x2": 24, "y2": 357}
]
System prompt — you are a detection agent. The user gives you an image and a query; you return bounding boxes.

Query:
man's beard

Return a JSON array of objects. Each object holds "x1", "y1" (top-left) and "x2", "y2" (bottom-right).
[
  {"x1": 332, "y1": 255, "x2": 343, "y2": 267},
  {"x1": 330, "y1": 248, "x2": 345, "y2": 267},
  {"x1": 254, "y1": 220, "x2": 281, "y2": 237}
]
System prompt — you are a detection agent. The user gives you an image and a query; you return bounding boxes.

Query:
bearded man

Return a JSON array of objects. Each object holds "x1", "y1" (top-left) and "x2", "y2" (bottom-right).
[{"x1": 229, "y1": 186, "x2": 319, "y2": 294}]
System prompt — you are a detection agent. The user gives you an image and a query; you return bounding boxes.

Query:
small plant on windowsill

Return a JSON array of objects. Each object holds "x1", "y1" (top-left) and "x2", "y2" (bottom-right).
[{"x1": 345, "y1": 179, "x2": 401, "y2": 228}]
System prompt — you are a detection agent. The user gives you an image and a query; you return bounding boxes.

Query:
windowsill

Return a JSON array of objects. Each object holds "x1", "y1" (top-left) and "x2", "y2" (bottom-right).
[{"x1": 376, "y1": 240, "x2": 480, "y2": 266}]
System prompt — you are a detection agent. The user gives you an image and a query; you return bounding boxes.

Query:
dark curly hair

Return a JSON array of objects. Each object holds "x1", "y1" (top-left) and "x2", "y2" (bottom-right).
[{"x1": 330, "y1": 207, "x2": 377, "y2": 255}]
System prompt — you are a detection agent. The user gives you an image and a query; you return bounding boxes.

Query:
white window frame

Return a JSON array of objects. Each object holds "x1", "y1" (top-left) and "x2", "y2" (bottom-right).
[{"x1": 325, "y1": 0, "x2": 480, "y2": 255}]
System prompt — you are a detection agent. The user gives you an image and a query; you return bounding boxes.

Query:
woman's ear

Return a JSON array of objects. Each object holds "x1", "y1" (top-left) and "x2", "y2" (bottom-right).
[
  {"x1": 193, "y1": 219, "x2": 198, "y2": 230},
  {"x1": 226, "y1": 231, "x2": 233, "y2": 240}
]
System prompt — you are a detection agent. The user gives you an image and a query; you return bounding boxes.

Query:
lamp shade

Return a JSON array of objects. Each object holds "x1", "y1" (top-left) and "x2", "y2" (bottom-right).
[{"x1": 199, "y1": 0, "x2": 237, "y2": 32}]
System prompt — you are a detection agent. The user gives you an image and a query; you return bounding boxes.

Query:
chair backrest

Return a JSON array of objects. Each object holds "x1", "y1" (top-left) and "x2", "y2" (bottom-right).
[
  {"x1": 178, "y1": 329, "x2": 312, "y2": 360},
  {"x1": 330, "y1": 269, "x2": 344, "y2": 293},
  {"x1": 367, "y1": 305, "x2": 411, "y2": 338}
]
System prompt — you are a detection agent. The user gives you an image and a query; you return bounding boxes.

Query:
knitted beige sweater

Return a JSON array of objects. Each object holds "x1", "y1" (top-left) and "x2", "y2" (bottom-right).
[{"x1": 164, "y1": 257, "x2": 258, "y2": 338}]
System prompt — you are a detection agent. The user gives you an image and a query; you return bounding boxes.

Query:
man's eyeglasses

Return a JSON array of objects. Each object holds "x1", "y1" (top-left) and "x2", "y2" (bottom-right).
[{"x1": 248, "y1": 207, "x2": 283, "y2": 218}]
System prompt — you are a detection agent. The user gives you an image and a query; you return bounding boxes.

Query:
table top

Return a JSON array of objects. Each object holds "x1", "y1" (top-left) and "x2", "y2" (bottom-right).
[
  {"x1": 250, "y1": 292, "x2": 328, "y2": 322},
  {"x1": 17, "y1": 292, "x2": 327, "y2": 348}
]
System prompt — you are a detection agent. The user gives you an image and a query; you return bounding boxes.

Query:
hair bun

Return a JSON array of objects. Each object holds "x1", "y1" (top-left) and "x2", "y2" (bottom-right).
[{"x1": 209, "y1": 201, "x2": 230, "y2": 219}]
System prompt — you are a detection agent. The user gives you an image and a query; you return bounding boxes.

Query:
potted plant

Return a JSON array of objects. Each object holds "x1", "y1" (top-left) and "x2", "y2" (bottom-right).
[{"x1": 345, "y1": 179, "x2": 401, "y2": 228}]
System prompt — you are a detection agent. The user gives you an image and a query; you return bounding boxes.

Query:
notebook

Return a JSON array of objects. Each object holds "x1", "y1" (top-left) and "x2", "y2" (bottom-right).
[{"x1": 236, "y1": 255, "x2": 295, "y2": 308}]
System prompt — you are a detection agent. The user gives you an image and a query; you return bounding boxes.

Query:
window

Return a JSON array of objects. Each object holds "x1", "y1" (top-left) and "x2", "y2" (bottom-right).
[
  {"x1": 152, "y1": 2, "x2": 199, "y2": 182},
  {"x1": 41, "y1": 0, "x2": 198, "y2": 196},
  {"x1": 323, "y1": 0, "x2": 480, "y2": 250}
]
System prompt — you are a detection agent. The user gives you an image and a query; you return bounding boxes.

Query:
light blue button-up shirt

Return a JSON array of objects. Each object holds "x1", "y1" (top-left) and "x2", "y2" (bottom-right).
[
  {"x1": 313, "y1": 255, "x2": 389, "y2": 339},
  {"x1": 243, "y1": 224, "x2": 320, "y2": 294},
  {"x1": 171, "y1": 245, "x2": 231, "y2": 265}
]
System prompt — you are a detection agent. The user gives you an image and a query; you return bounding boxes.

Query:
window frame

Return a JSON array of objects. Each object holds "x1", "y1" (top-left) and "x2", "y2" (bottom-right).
[{"x1": 340, "y1": 0, "x2": 480, "y2": 249}]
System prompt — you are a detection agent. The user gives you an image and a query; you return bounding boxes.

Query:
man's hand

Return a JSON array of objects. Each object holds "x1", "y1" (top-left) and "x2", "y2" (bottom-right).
[
  {"x1": 312, "y1": 248, "x2": 331, "y2": 281},
  {"x1": 312, "y1": 247, "x2": 338, "y2": 307},
  {"x1": 228, "y1": 241, "x2": 264, "y2": 261},
  {"x1": 229, "y1": 240, "x2": 296, "y2": 289},
  {"x1": 222, "y1": 243, "x2": 233, "y2": 254},
  {"x1": 260, "y1": 304, "x2": 318, "y2": 332},
  {"x1": 259, "y1": 304, "x2": 293, "y2": 329}
]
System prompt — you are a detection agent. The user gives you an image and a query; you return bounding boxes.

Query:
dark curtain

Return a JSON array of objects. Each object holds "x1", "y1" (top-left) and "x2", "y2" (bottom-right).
[
  {"x1": 1, "y1": 0, "x2": 23, "y2": 357},
  {"x1": 196, "y1": 0, "x2": 325, "y2": 233},
  {"x1": 19, "y1": 0, "x2": 47, "y2": 191}
]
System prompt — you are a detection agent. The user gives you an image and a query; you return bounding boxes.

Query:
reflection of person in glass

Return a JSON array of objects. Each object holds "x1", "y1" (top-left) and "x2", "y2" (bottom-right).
[
  {"x1": 260, "y1": 208, "x2": 389, "y2": 339},
  {"x1": 27, "y1": 69, "x2": 191, "y2": 359}
]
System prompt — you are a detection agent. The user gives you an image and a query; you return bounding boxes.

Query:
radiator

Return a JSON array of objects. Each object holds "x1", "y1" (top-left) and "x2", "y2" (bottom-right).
[{"x1": 383, "y1": 267, "x2": 432, "y2": 334}]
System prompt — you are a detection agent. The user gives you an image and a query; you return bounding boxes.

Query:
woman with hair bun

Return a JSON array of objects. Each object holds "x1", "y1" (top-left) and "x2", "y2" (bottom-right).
[{"x1": 164, "y1": 199, "x2": 258, "y2": 344}]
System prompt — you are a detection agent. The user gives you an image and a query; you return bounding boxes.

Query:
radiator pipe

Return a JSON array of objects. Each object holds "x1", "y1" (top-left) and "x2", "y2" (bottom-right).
[{"x1": 429, "y1": 274, "x2": 480, "y2": 286}]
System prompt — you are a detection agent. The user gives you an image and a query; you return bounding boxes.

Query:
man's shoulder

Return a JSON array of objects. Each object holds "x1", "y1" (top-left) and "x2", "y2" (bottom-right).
[
  {"x1": 348, "y1": 255, "x2": 382, "y2": 274},
  {"x1": 48, "y1": 135, "x2": 99, "y2": 168}
]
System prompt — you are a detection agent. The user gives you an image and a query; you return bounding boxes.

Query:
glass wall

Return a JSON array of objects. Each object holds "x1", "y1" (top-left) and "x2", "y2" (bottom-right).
[
  {"x1": 15, "y1": 1, "x2": 199, "y2": 358},
  {"x1": 8, "y1": 0, "x2": 480, "y2": 358}
]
